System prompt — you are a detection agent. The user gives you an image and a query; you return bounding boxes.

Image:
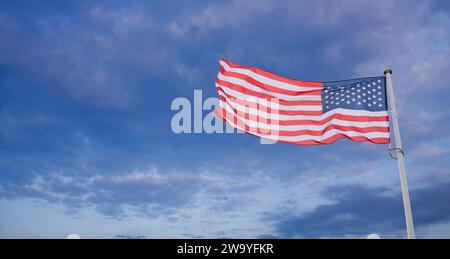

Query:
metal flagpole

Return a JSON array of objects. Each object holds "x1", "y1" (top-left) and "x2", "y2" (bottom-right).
[{"x1": 384, "y1": 68, "x2": 416, "y2": 239}]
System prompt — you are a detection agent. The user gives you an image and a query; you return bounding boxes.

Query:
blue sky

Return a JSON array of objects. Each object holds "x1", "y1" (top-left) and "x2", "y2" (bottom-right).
[{"x1": 0, "y1": 0, "x2": 449, "y2": 238}]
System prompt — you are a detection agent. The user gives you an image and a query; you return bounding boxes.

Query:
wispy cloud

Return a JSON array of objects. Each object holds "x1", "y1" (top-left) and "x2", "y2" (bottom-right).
[{"x1": 269, "y1": 182, "x2": 450, "y2": 238}]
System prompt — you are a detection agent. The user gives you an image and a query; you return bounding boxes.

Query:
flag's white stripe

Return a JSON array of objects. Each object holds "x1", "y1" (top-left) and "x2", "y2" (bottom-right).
[
  {"x1": 217, "y1": 82, "x2": 321, "y2": 102},
  {"x1": 217, "y1": 91, "x2": 322, "y2": 111},
  {"x1": 221, "y1": 114, "x2": 390, "y2": 142},
  {"x1": 219, "y1": 97, "x2": 387, "y2": 121},
  {"x1": 263, "y1": 129, "x2": 390, "y2": 142},
  {"x1": 218, "y1": 73, "x2": 320, "y2": 101},
  {"x1": 219, "y1": 102, "x2": 389, "y2": 131},
  {"x1": 220, "y1": 60, "x2": 321, "y2": 92},
  {"x1": 220, "y1": 97, "x2": 317, "y2": 120}
]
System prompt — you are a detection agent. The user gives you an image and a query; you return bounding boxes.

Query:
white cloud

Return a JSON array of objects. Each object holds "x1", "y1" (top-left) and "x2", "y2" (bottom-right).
[{"x1": 167, "y1": 0, "x2": 274, "y2": 38}]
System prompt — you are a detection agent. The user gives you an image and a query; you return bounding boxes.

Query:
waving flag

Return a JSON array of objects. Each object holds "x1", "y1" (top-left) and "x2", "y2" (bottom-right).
[{"x1": 214, "y1": 59, "x2": 390, "y2": 145}]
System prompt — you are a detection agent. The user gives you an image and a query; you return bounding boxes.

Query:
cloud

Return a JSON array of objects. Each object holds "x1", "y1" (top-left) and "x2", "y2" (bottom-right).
[
  {"x1": 0, "y1": 161, "x2": 277, "y2": 219},
  {"x1": 167, "y1": 0, "x2": 274, "y2": 38},
  {"x1": 0, "y1": 3, "x2": 179, "y2": 109},
  {"x1": 0, "y1": 168, "x2": 206, "y2": 217},
  {"x1": 270, "y1": 182, "x2": 450, "y2": 238}
]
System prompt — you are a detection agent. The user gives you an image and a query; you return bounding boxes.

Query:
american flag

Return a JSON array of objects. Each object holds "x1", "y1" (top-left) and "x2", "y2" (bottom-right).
[{"x1": 214, "y1": 59, "x2": 390, "y2": 145}]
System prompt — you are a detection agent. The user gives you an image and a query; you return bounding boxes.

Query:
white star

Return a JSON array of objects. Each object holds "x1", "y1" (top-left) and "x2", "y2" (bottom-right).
[
  {"x1": 363, "y1": 99, "x2": 366, "y2": 103},
  {"x1": 378, "y1": 92, "x2": 382, "y2": 95},
  {"x1": 377, "y1": 79, "x2": 381, "y2": 83},
  {"x1": 378, "y1": 104, "x2": 382, "y2": 107},
  {"x1": 351, "y1": 92, "x2": 355, "y2": 95},
  {"x1": 346, "y1": 101, "x2": 350, "y2": 104},
  {"x1": 352, "y1": 98, "x2": 356, "y2": 101},
  {"x1": 378, "y1": 98, "x2": 382, "y2": 101},
  {"x1": 368, "y1": 103, "x2": 372, "y2": 107},
  {"x1": 357, "y1": 102, "x2": 361, "y2": 105},
  {"x1": 336, "y1": 102, "x2": 340, "y2": 105},
  {"x1": 372, "y1": 82, "x2": 376, "y2": 85}
]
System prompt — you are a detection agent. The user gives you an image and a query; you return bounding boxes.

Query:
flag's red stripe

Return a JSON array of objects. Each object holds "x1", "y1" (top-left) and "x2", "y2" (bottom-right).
[
  {"x1": 277, "y1": 114, "x2": 389, "y2": 125},
  {"x1": 218, "y1": 103, "x2": 388, "y2": 126},
  {"x1": 216, "y1": 77, "x2": 322, "y2": 97},
  {"x1": 220, "y1": 67, "x2": 320, "y2": 96},
  {"x1": 217, "y1": 108, "x2": 389, "y2": 136},
  {"x1": 217, "y1": 92, "x2": 321, "y2": 112},
  {"x1": 216, "y1": 78, "x2": 321, "y2": 101},
  {"x1": 217, "y1": 86, "x2": 321, "y2": 106},
  {"x1": 219, "y1": 96, "x2": 322, "y2": 116},
  {"x1": 278, "y1": 135, "x2": 390, "y2": 145},
  {"x1": 218, "y1": 95, "x2": 388, "y2": 125},
  {"x1": 218, "y1": 95, "x2": 322, "y2": 116},
  {"x1": 278, "y1": 125, "x2": 389, "y2": 136},
  {"x1": 219, "y1": 58, "x2": 323, "y2": 89},
  {"x1": 215, "y1": 110, "x2": 390, "y2": 145}
]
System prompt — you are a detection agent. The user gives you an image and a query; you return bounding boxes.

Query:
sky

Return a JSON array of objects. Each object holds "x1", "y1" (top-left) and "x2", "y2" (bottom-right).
[{"x1": 0, "y1": 0, "x2": 449, "y2": 238}]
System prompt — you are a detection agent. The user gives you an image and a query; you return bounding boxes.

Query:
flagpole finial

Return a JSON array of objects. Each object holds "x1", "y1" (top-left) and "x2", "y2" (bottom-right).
[{"x1": 384, "y1": 68, "x2": 393, "y2": 75}]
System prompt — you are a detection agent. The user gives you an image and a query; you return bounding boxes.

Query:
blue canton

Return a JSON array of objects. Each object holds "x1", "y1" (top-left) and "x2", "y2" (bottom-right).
[{"x1": 321, "y1": 77, "x2": 387, "y2": 112}]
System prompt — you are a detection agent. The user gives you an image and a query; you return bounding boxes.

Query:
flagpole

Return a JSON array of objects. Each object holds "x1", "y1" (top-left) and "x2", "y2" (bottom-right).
[{"x1": 384, "y1": 68, "x2": 416, "y2": 239}]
